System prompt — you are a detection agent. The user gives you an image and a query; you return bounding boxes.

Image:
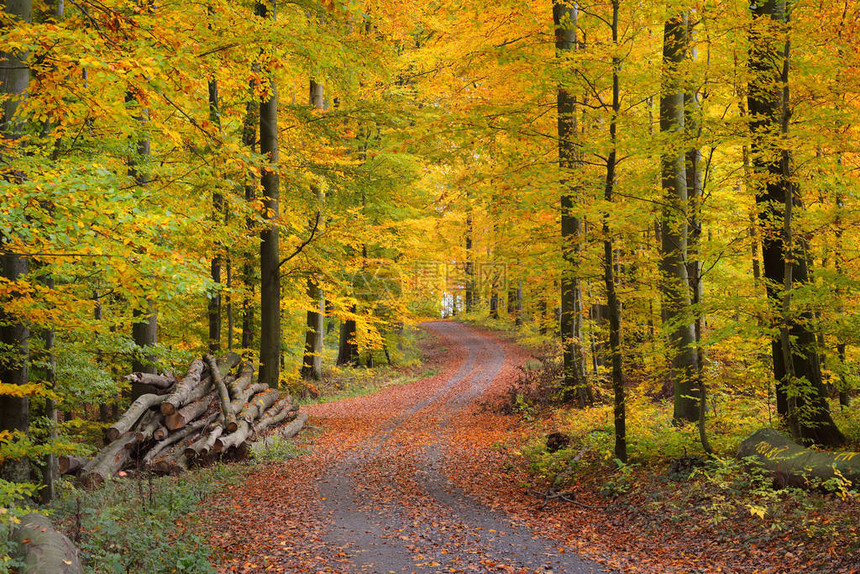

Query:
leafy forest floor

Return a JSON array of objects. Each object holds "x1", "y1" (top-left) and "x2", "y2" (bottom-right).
[{"x1": 198, "y1": 321, "x2": 860, "y2": 574}]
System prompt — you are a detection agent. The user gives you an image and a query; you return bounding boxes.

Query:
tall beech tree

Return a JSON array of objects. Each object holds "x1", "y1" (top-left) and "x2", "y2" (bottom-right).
[
  {"x1": 659, "y1": 14, "x2": 699, "y2": 425},
  {"x1": 301, "y1": 79, "x2": 325, "y2": 381},
  {"x1": 256, "y1": 0, "x2": 281, "y2": 389},
  {"x1": 748, "y1": 0, "x2": 844, "y2": 446},
  {"x1": 555, "y1": 0, "x2": 591, "y2": 408},
  {"x1": 0, "y1": 0, "x2": 33, "y2": 483},
  {"x1": 604, "y1": 0, "x2": 626, "y2": 464},
  {"x1": 127, "y1": 93, "x2": 158, "y2": 398},
  {"x1": 241, "y1": 98, "x2": 258, "y2": 351},
  {"x1": 207, "y1": 73, "x2": 223, "y2": 354}
]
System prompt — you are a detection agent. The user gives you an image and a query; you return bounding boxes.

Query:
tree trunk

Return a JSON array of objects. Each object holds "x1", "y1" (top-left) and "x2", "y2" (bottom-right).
[
  {"x1": 337, "y1": 314, "x2": 359, "y2": 366},
  {"x1": 165, "y1": 394, "x2": 214, "y2": 431},
  {"x1": 684, "y1": 18, "x2": 712, "y2": 454},
  {"x1": 241, "y1": 98, "x2": 258, "y2": 350},
  {"x1": 301, "y1": 278, "x2": 325, "y2": 379},
  {"x1": 748, "y1": 0, "x2": 843, "y2": 446},
  {"x1": 127, "y1": 83, "x2": 157, "y2": 397},
  {"x1": 39, "y1": 308, "x2": 58, "y2": 503},
  {"x1": 738, "y1": 428, "x2": 860, "y2": 488},
  {"x1": 106, "y1": 393, "x2": 163, "y2": 443},
  {"x1": 12, "y1": 513, "x2": 83, "y2": 574},
  {"x1": 160, "y1": 359, "x2": 206, "y2": 416},
  {"x1": 257, "y1": 1, "x2": 281, "y2": 389},
  {"x1": 605, "y1": 0, "x2": 626, "y2": 464},
  {"x1": 555, "y1": 0, "x2": 591, "y2": 408},
  {"x1": 80, "y1": 432, "x2": 136, "y2": 487},
  {"x1": 58, "y1": 455, "x2": 87, "y2": 476},
  {"x1": 465, "y1": 211, "x2": 474, "y2": 312},
  {"x1": 0, "y1": 0, "x2": 33, "y2": 484},
  {"x1": 205, "y1": 354, "x2": 235, "y2": 431},
  {"x1": 301, "y1": 79, "x2": 325, "y2": 380},
  {"x1": 123, "y1": 372, "x2": 176, "y2": 391},
  {"x1": 250, "y1": 411, "x2": 307, "y2": 457},
  {"x1": 659, "y1": 15, "x2": 699, "y2": 424},
  {"x1": 207, "y1": 68, "x2": 223, "y2": 353}
]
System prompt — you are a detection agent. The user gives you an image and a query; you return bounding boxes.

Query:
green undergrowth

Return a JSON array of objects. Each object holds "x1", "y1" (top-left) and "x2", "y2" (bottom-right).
[
  {"x1": 462, "y1": 311, "x2": 860, "y2": 563},
  {"x1": 297, "y1": 326, "x2": 439, "y2": 405},
  {"x1": 43, "y1": 464, "x2": 242, "y2": 574},
  {"x1": 249, "y1": 434, "x2": 314, "y2": 464}
]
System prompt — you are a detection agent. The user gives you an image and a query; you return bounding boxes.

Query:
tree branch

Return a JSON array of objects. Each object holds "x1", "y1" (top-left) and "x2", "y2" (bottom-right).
[{"x1": 277, "y1": 212, "x2": 321, "y2": 270}]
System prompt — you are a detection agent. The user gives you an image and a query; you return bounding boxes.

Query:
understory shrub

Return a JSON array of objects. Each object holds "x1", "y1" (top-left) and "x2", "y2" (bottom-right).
[{"x1": 51, "y1": 464, "x2": 241, "y2": 573}]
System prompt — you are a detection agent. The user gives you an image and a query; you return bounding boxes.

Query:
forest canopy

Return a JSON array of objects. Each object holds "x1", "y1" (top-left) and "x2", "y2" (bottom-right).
[{"x1": 2, "y1": 0, "x2": 860, "y2": 493}]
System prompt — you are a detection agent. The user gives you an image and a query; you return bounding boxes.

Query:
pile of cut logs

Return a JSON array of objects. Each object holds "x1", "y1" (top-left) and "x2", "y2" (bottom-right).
[{"x1": 66, "y1": 353, "x2": 304, "y2": 487}]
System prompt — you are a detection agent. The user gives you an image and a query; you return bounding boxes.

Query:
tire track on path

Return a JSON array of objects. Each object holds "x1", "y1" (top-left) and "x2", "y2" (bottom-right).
[{"x1": 318, "y1": 321, "x2": 611, "y2": 574}]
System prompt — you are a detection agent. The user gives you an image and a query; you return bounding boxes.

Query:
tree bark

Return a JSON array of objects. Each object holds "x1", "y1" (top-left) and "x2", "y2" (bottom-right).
[
  {"x1": 257, "y1": 1, "x2": 281, "y2": 389},
  {"x1": 208, "y1": 75, "x2": 223, "y2": 354},
  {"x1": 143, "y1": 413, "x2": 216, "y2": 468},
  {"x1": 106, "y1": 393, "x2": 163, "y2": 443},
  {"x1": 127, "y1": 80, "x2": 157, "y2": 397},
  {"x1": 684, "y1": 18, "x2": 711, "y2": 454},
  {"x1": 748, "y1": 0, "x2": 843, "y2": 446},
  {"x1": 250, "y1": 411, "x2": 307, "y2": 457},
  {"x1": 738, "y1": 428, "x2": 860, "y2": 488},
  {"x1": 80, "y1": 432, "x2": 136, "y2": 487},
  {"x1": 205, "y1": 354, "x2": 235, "y2": 430},
  {"x1": 301, "y1": 278, "x2": 325, "y2": 379},
  {"x1": 0, "y1": 0, "x2": 33, "y2": 484},
  {"x1": 337, "y1": 314, "x2": 359, "y2": 366},
  {"x1": 165, "y1": 394, "x2": 214, "y2": 431},
  {"x1": 160, "y1": 359, "x2": 206, "y2": 416},
  {"x1": 12, "y1": 513, "x2": 83, "y2": 574},
  {"x1": 465, "y1": 211, "x2": 474, "y2": 312},
  {"x1": 659, "y1": 15, "x2": 699, "y2": 424},
  {"x1": 605, "y1": 0, "x2": 626, "y2": 464},
  {"x1": 301, "y1": 79, "x2": 325, "y2": 380},
  {"x1": 58, "y1": 455, "x2": 87, "y2": 476},
  {"x1": 241, "y1": 98, "x2": 258, "y2": 350},
  {"x1": 123, "y1": 372, "x2": 176, "y2": 391},
  {"x1": 555, "y1": 0, "x2": 591, "y2": 408}
]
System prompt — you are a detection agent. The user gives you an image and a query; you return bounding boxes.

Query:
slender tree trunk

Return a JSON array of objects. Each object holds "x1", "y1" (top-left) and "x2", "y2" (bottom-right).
[
  {"x1": 337, "y1": 315, "x2": 359, "y2": 366},
  {"x1": 127, "y1": 90, "x2": 157, "y2": 395},
  {"x1": 226, "y1": 256, "x2": 233, "y2": 349},
  {"x1": 555, "y1": 0, "x2": 591, "y2": 407},
  {"x1": 0, "y1": 254, "x2": 30, "y2": 483},
  {"x1": 834, "y1": 187, "x2": 850, "y2": 407},
  {"x1": 301, "y1": 280, "x2": 325, "y2": 378},
  {"x1": 301, "y1": 79, "x2": 325, "y2": 380},
  {"x1": 256, "y1": 1, "x2": 281, "y2": 388},
  {"x1": 39, "y1": 278, "x2": 57, "y2": 503},
  {"x1": 208, "y1": 75, "x2": 222, "y2": 354},
  {"x1": 0, "y1": 0, "x2": 32, "y2": 483},
  {"x1": 605, "y1": 0, "x2": 626, "y2": 463},
  {"x1": 660, "y1": 15, "x2": 699, "y2": 424},
  {"x1": 516, "y1": 280, "x2": 523, "y2": 326},
  {"x1": 241, "y1": 99, "x2": 257, "y2": 350},
  {"x1": 465, "y1": 211, "x2": 474, "y2": 312},
  {"x1": 748, "y1": 0, "x2": 843, "y2": 446},
  {"x1": 684, "y1": 19, "x2": 712, "y2": 454}
]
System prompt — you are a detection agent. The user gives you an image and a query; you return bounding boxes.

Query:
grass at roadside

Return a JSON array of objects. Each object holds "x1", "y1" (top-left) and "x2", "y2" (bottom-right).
[{"x1": 291, "y1": 326, "x2": 439, "y2": 405}]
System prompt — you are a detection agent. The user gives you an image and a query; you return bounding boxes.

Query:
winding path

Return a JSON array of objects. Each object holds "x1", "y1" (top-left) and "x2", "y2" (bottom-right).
[{"x1": 209, "y1": 322, "x2": 612, "y2": 574}]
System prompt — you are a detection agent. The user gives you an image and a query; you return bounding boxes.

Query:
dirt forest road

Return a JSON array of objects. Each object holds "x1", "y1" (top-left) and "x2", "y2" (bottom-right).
[{"x1": 207, "y1": 321, "x2": 614, "y2": 574}]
